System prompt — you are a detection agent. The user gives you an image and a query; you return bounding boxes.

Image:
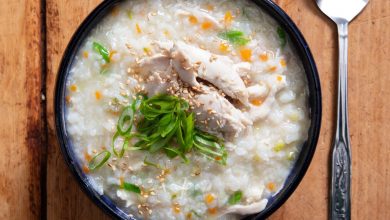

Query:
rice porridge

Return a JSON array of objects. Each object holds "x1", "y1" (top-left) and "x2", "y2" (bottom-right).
[{"x1": 65, "y1": 0, "x2": 310, "y2": 219}]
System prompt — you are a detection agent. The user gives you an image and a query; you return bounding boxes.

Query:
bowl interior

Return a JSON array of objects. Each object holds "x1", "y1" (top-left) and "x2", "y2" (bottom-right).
[{"x1": 55, "y1": 0, "x2": 322, "y2": 219}]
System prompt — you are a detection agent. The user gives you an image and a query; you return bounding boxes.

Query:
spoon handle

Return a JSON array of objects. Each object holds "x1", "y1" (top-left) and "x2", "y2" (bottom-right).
[{"x1": 330, "y1": 22, "x2": 351, "y2": 220}]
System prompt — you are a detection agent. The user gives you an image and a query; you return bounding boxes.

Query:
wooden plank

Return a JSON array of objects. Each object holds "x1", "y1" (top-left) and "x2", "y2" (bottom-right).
[
  {"x1": 46, "y1": 0, "x2": 111, "y2": 219},
  {"x1": 0, "y1": 0, "x2": 44, "y2": 219},
  {"x1": 45, "y1": 0, "x2": 390, "y2": 219}
]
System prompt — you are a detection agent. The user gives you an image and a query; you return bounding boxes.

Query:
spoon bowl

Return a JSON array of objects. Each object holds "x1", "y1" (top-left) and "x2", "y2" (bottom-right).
[{"x1": 316, "y1": 0, "x2": 369, "y2": 23}]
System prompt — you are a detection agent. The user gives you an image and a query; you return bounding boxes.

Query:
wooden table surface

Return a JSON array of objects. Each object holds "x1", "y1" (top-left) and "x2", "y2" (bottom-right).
[{"x1": 0, "y1": 0, "x2": 389, "y2": 219}]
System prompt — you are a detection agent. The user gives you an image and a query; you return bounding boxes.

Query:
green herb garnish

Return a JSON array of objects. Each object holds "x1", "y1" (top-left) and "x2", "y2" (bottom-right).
[
  {"x1": 93, "y1": 42, "x2": 110, "y2": 63},
  {"x1": 218, "y1": 30, "x2": 250, "y2": 46},
  {"x1": 228, "y1": 190, "x2": 243, "y2": 205},
  {"x1": 277, "y1": 27, "x2": 287, "y2": 48},
  {"x1": 88, "y1": 150, "x2": 111, "y2": 171},
  {"x1": 143, "y1": 157, "x2": 163, "y2": 169},
  {"x1": 126, "y1": 10, "x2": 133, "y2": 19},
  {"x1": 122, "y1": 182, "x2": 141, "y2": 194},
  {"x1": 111, "y1": 94, "x2": 227, "y2": 165}
]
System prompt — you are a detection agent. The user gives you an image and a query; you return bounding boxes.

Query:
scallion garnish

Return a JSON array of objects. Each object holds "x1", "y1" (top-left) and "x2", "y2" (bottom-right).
[
  {"x1": 93, "y1": 42, "x2": 110, "y2": 63},
  {"x1": 111, "y1": 94, "x2": 227, "y2": 165},
  {"x1": 122, "y1": 182, "x2": 141, "y2": 194},
  {"x1": 228, "y1": 190, "x2": 243, "y2": 205},
  {"x1": 218, "y1": 30, "x2": 250, "y2": 46},
  {"x1": 88, "y1": 150, "x2": 111, "y2": 171},
  {"x1": 143, "y1": 157, "x2": 163, "y2": 169}
]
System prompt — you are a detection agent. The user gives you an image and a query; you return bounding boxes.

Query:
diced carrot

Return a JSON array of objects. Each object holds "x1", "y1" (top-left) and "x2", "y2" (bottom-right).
[
  {"x1": 224, "y1": 11, "x2": 233, "y2": 25},
  {"x1": 84, "y1": 152, "x2": 92, "y2": 162},
  {"x1": 277, "y1": 75, "x2": 283, "y2": 82},
  {"x1": 188, "y1": 15, "x2": 198, "y2": 24},
  {"x1": 280, "y1": 58, "x2": 287, "y2": 67},
  {"x1": 250, "y1": 98, "x2": 264, "y2": 106},
  {"x1": 83, "y1": 51, "x2": 89, "y2": 59},
  {"x1": 95, "y1": 91, "x2": 102, "y2": 100},
  {"x1": 219, "y1": 42, "x2": 229, "y2": 53},
  {"x1": 201, "y1": 21, "x2": 213, "y2": 30},
  {"x1": 70, "y1": 84, "x2": 77, "y2": 92},
  {"x1": 208, "y1": 207, "x2": 218, "y2": 215},
  {"x1": 136, "y1": 23, "x2": 142, "y2": 34},
  {"x1": 259, "y1": 53, "x2": 269, "y2": 62},
  {"x1": 82, "y1": 165, "x2": 90, "y2": 173},
  {"x1": 204, "y1": 193, "x2": 215, "y2": 204},
  {"x1": 267, "y1": 66, "x2": 277, "y2": 72},
  {"x1": 215, "y1": 156, "x2": 222, "y2": 161},
  {"x1": 266, "y1": 182, "x2": 276, "y2": 192},
  {"x1": 239, "y1": 48, "x2": 252, "y2": 62}
]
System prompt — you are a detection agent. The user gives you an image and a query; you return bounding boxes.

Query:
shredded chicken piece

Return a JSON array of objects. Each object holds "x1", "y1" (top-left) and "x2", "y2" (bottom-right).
[
  {"x1": 193, "y1": 86, "x2": 252, "y2": 138},
  {"x1": 171, "y1": 41, "x2": 250, "y2": 105},
  {"x1": 222, "y1": 199, "x2": 268, "y2": 215},
  {"x1": 245, "y1": 75, "x2": 287, "y2": 121}
]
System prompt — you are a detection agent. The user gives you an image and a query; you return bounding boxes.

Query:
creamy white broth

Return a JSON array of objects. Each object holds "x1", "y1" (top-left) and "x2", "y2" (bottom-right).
[{"x1": 65, "y1": 0, "x2": 310, "y2": 219}]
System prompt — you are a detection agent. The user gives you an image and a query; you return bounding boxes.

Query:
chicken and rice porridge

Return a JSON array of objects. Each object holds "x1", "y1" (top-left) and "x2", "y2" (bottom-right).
[{"x1": 65, "y1": 0, "x2": 310, "y2": 219}]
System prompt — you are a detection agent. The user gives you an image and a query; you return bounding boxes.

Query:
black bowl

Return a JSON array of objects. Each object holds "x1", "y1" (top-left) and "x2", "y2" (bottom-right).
[{"x1": 55, "y1": 0, "x2": 322, "y2": 219}]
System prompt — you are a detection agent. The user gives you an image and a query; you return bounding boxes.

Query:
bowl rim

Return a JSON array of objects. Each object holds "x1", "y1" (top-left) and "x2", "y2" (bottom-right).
[{"x1": 54, "y1": 0, "x2": 322, "y2": 219}]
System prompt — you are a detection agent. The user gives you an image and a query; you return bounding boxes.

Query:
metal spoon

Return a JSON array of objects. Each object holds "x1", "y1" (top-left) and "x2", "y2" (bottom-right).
[{"x1": 315, "y1": 0, "x2": 369, "y2": 219}]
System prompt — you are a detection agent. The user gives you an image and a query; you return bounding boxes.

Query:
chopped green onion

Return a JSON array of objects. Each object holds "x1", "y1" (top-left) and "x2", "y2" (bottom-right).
[
  {"x1": 93, "y1": 42, "x2": 110, "y2": 63},
  {"x1": 273, "y1": 140, "x2": 285, "y2": 152},
  {"x1": 228, "y1": 190, "x2": 243, "y2": 205},
  {"x1": 122, "y1": 182, "x2": 141, "y2": 194},
  {"x1": 143, "y1": 157, "x2": 162, "y2": 169},
  {"x1": 113, "y1": 94, "x2": 227, "y2": 165},
  {"x1": 218, "y1": 30, "x2": 250, "y2": 46},
  {"x1": 88, "y1": 150, "x2": 111, "y2": 170},
  {"x1": 126, "y1": 10, "x2": 133, "y2": 19},
  {"x1": 117, "y1": 106, "x2": 134, "y2": 135},
  {"x1": 277, "y1": 27, "x2": 287, "y2": 48},
  {"x1": 111, "y1": 132, "x2": 130, "y2": 158}
]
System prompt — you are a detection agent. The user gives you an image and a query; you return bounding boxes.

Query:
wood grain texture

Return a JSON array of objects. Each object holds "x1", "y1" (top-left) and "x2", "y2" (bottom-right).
[
  {"x1": 0, "y1": 0, "x2": 44, "y2": 219},
  {"x1": 46, "y1": 1, "x2": 109, "y2": 219},
  {"x1": 44, "y1": 0, "x2": 390, "y2": 219}
]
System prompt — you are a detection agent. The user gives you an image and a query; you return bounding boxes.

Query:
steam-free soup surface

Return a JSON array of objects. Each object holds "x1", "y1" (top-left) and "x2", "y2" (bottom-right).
[{"x1": 66, "y1": 0, "x2": 310, "y2": 219}]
